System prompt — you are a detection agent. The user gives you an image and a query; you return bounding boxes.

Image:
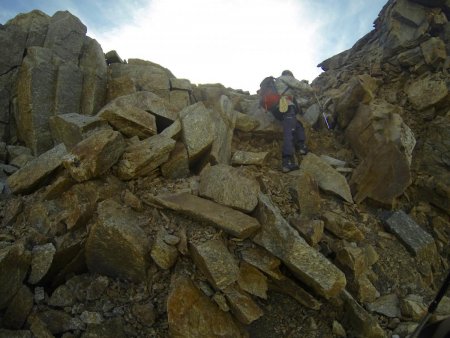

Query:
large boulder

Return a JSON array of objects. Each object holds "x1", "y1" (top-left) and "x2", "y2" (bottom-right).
[
  {"x1": 179, "y1": 102, "x2": 215, "y2": 165},
  {"x1": 167, "y1": 275, "x2": 248, "y2": 338},
  {"x1": 107, "y1": 59, "x2": 173, "y2": 101},
  {"x1": 253, "y1": 194, "x2": 346, "y2": 299},
  {"x1": 346, "y1": 100, "x2": 416, "y2": 205},
  {"x1": 199, "y1": 164, "x2": 260, "y2": 213},
  {"x1": 85, "y1": 199, "x2": 149, "y2": 282},
  {"x1": 49, "y1": 113, "x2": 109, "y2": 149},
  {"x1": 190, "y1": 239, "x2": 239, "y2": 290},
  {"x1": 405, "y1": 74, "x2": 448, "y2": 111},
  {"x1": 63, "y1": 129, "x2": 125, "y2": 182},
  {"x1": 116, "y1": 134, "x2": 176, "y2": 180},
  {"x1": 98, "y1": 91, "x2": 177, "y2": 122},
  {"x1": 6, "y1": 143, "x2": 67, "y2": 194},
  {"x1": 98, "y1": 104, "x2": 157, "y2": 139},
  {"x1": 300, "y1": 153, "x2": 353, "y2": 203},
  {"x1": 210, "y1": 95, "x2": 237, "y2": 164}
]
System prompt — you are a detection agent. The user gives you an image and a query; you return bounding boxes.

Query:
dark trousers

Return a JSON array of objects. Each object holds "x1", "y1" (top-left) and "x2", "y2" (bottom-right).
[{"x1": 281, "y1": 106, "x2": 305, "y2": 157}]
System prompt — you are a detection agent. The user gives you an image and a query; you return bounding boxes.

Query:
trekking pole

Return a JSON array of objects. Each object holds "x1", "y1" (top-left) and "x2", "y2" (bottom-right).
[
  {"x1": 410, "y1": 269, "x2": 450, "y2": 338},
  {"x1": 313, "y1": 91, "x2": 330, "y2": 129}
]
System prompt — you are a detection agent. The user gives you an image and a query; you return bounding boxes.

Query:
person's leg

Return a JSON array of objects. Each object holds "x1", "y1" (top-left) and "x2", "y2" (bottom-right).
[
  {"x1": 294, "y1": 119, "x2": 308, "y2": 155},
  {"x1": 282, "y1": 108, "x2": 296, "y2": 157},
  {"x1": 281, "y1": 107, "x2": 299, "y2": 172}
]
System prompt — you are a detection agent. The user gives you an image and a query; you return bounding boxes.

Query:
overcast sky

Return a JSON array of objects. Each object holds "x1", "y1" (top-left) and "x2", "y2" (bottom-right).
[{"x1": 1, "y1": 0, "x2": 387, "y2": 93}]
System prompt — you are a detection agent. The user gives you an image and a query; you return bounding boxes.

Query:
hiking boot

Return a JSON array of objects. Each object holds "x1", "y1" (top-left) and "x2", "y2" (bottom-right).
[
  {"x1": 296, "y1": 143, "x2": 309, "y2": 156},
  {"x1": 282, "y1": 156, "x2": 299, "y2": 173}
]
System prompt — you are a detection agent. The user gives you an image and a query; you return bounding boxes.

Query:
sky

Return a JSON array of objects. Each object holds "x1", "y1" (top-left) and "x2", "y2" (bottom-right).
[{"x1": 1, "y1": 0, "x2": 387, "y2": 93}]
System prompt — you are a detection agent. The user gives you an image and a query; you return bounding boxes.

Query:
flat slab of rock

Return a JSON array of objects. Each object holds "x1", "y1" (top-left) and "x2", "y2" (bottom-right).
[
  {"x1": 6, "y1": 143, "x2": 67, "y2": 195},
  {"x1": 253, "y1": 193, "x2": 346, "y2": 299},
  {"x1": 300, "y1": 153, "x2": 353, "y2": 203},
  {"x1": 116, "y1": 134, "x2": 176, "y2": 180},
  {"x1": 63, "y1": 129, "x2": 125, "y2": 182},
  {"x1": 98, "y1": 91, "x2": 176, "y2": 121},
  {"x1": 384, "y1": 210, "x2": 439, "y2": 267},
  {"x1": 98, "y1": 105, "x2": 157, "y2": 139},
  {"x1": 190, "y1": 239, "x2": 239, "y2": 290},
  {"x1": 167, "y1": 275, "x2": 248, "y2": 338},
  {"x1": 199, "y1": 164, "x2": 260, "y2": 213},
  {"x1": 148, "y1": 192, "x2": 260, "y2": 239},
  {"x1": 231, "y1": 151, "x2": 268, "y2": 166},
  {"x1": 85, "y1": 199, "x2": 149, "y2": 282}
]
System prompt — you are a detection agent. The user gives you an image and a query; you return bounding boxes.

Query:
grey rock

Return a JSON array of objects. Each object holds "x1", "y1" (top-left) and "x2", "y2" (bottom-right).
[
  {"x1": 199, "y1": 164, "x2": 260, "y2": 213},
  {"x1": 16, "y1": 47, "x2": 58, "y2": 154},
  {"x1": 368, "y1": 294, "x2": 401, "y2": 318},
  {"x1": 406, "y1": 74, "x2": 448, "y2": 111},
  {"x1": 148, "y1": 192, "x2": 260, "y2": 239},
  {"x1": 150, "y1": 228, "x2": 179, "y2": 270},
  {"x1": 341, "y1": 290, "x2": 387, "y2": 338},
  {"x1": 28, "y1": 243, "x2": 56, "y2": 285},
  {"x1": 300, "y1": 153, "x2": 353, "y2": 203},
  {"x1": 6, "y1": 142, "x2": 67, "y2": 195},
  {"x1": 167, "y1": 275, "x2": 247, "y2": 338},
  {"x1": 179, "y1": 102, "x2": 215, "y2": 163},
  {"x1": 98, "y1": 105, "x2": 157, "y2": 139},
  {"x1": 253, "y1": 193, "x2": 346, "y2": 299},
  {"x1": 116, "y1": 134, "x2": 176, "y2": 180},
  {"x1": 223, "y1": 284, "x2": 264, "y2": 325},
  {"x1": 44, "y1": 11, "x2": 87, "y2": 63},
  {"x1": 49, "y1": 113, "x2": 109, "y2": 149},
  {"x1": 2, "y1": 285, "x2": 34, "y2": 329},
  {"x1": 0, "y1": 244, "x2": 31, "y2": 310},
  {"x1": 384, "y1": 210, "x2": 439, "y2": 268},
  {"x1": 85, "y1": 199, "x2": 149, "y2": 282},
  {"x1": 79, "y1": 37, "x2": 107, "y2": 116},
  {"x1": 48, "y1": 284, "x2": 75, "y2": 307},
  {"x1": 210, "y1": 95, "x2": 237, "y2": 164},
  {"x1": 63, "y1": 129, "x2": 125, "y2": 182},
  {"x1": 190, "y1": 239, "x2": 239, "y2": 290},
  {"x1": 231, "y1": 150, "x2": 268, "y2": 166}
]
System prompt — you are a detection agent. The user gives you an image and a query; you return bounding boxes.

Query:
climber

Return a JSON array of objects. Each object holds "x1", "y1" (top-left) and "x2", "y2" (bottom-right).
[{"x1": 273, "y1": 70, "x2": 315, "y2": 173}]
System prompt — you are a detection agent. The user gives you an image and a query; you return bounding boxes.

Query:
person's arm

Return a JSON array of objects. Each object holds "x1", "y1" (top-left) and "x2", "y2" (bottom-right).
[{"x1": 281, "y1": 76, "x2": 313, "y2": 93}]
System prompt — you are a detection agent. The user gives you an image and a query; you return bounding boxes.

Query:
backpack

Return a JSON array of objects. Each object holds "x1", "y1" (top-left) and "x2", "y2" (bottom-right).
[{"x1": 258, "y1": 76, "x2": 280, "y2": 112}]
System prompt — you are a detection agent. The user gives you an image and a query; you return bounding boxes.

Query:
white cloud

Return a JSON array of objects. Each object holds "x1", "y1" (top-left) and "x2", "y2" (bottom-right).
[{"x1": 88, "y1": 0, "x2": 384, "y2": 94}]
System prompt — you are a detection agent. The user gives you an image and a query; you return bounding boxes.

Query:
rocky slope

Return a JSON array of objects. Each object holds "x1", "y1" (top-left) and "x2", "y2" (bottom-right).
[{"x1": 0, "y1": 1, "x2": 449, "y2": 337}]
